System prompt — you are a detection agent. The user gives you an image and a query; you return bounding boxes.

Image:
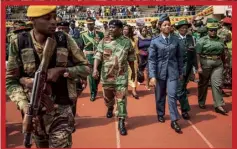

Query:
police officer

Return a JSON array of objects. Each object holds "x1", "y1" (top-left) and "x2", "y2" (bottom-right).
[
  {"x1": 195, "y1": 18, "x2": 227, "y2": 115},
  {"x1": 6, "y1": 6, "x2": 91, "y2": 148},
  {"x1": 175, "y1": 19, "x2": 197, "y2": 120},
  {"x1": 81, "y1": 17, "x2": 104, "y2": 101}
]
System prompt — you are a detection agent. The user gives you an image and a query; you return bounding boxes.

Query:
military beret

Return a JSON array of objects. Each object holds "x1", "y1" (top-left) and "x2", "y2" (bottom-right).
[
  {"x1": 159, "y1": 14, "x2": 170, "y2": 24},
  {"x1": 151, "y1": 19, "x2": 158, "y2": 23},
  {"x1": 176, "y1": 19, "x2": 191, "y2": 29},
  {"x1": 57, "y1": 21, "x2": 70, "y2": 27},
  {"x1": 109, "y1": 19, "x2": 123, "y2": 28},
  {"x1": 27, "y1": 6, "x2": 57, "y2": 17},
  {"x1": 222, "y1": 17, "x2": 232, "y2": 24},
  {"x1": 86, "y1": 17, "x2": 95, "y2": 24}
]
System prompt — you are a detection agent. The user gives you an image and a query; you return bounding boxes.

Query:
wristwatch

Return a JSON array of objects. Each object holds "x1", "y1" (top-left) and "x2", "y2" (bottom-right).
[{"x1": 63, "y1": 68, "x2": 69, "y2": 78}]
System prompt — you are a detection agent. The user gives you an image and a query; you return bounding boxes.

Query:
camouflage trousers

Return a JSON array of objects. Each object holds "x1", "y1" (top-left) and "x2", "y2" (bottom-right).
[
  {"x1": 33, "y1": 105, "x2": 74, "y2": 148},
  {"x1": 102, "y1": 84, "x2": 128, "y2": 119}
]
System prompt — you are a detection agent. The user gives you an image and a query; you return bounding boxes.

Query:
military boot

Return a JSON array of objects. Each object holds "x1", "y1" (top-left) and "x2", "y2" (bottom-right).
[{"x1": 118, "y1": 118, "x2": 127, "y2": 136}]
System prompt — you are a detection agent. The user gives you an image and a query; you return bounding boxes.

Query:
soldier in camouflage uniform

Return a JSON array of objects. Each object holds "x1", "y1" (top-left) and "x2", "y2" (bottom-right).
[
  {"x1": 6, "y1": 6, "x2": 91, "y2": 148},
  {"x1": 93, "y1": 20, "x2": 136, "y2": 136},
  {"x1": 217, "y1": 17, "x2": 232, "y2": 91},
  {"x1": 81, "y1": 17, "x2": 104, "y2": 101},
  {"x1": 195, "y1": 18, "x2": 227, "y2": 115},
  {"x1": 175, "y1": 19, "x2": 197, "y2": 120},
  {"x1": 150, "y1": 19, "x2": 160, "y2": 37}
]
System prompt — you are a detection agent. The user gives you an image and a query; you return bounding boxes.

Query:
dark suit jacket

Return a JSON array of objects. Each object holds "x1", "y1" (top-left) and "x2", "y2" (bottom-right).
[{"x1": 148, "y1": 34, "x2": 184, "y2": 81}]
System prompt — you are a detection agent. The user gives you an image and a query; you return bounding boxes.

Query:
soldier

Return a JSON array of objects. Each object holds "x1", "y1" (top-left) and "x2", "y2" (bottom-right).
[
  {"x1": 195, "y1": 18, "x2": 227, "y2": 115},
  {"x1": 56, "y1": 20, "x2": 87, "y2": 119},
  {"x1": 57, "y1": 21, "x2": 70, "y2": 33},
  {"x1": 175, "y1": 19, "x2": 197, "y2": 120},
  {"x1": 6, "y1": 6, "x2": 91, "y2": 148},
  {"x1": 6, "y1": 21, "x2": 32, "y2": 61},
  {"x1": 93, "y1": 20, "x2": 136, "y2": 135},
  {"x1": 217, "y1": 17, "x2": 232, "y2": 92},
  {"x1": 81, "y1": 17, "x2": 104, "y2": 101},
  {"x1": 150, "y1": 19, "x2": 159, "y2": 37}
]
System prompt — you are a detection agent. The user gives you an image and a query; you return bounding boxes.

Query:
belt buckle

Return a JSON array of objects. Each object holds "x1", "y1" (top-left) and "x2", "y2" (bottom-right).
[{"x1": 212, "y1": 56, "x2": 217, "y2": 60}]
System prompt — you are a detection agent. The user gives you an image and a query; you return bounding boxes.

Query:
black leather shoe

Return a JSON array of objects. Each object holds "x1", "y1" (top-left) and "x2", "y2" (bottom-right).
[
  {"x1": 199, "y1": 104, "x2": 206, "y2": 109},
  {"x1": 171, "y1": 121, "x2": 182, "y2": 133},
  {"x1": 106, "y1": 107, "x2": 114, "y2": 118},
  {"x1": 186, "y1": 89, "x2": 190, "y2": 94},
  {"x1": 132, "y1": 93, "x2": 139, "y2": 99},
  {"x1": 182, "y1": 112, "x2": 190, "y2": 120},
  {"x1": 215, "y1": 107, "x2": 228, "y2": 115},
  {"x1": 118, "y1": 118, "x2": 127, "y2": 136},
  {"x1": 90, "y1": 95, "x2": 96, "y2": 101},
  {"x1": 158, "y1": 116, "x2": 165, "y2": 123}
]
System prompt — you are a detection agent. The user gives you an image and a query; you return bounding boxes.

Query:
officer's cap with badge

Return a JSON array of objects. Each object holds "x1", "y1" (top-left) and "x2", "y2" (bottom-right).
[
  {"x1": 109, "y1": 19, "x2": 123, "y2": 28},
  {"x1": 27, "y1": 5, "x2": 57, "y2": 18},
  {"x1": 57, "y1": 21, "x2": 70, "y2": 27},
  {"x1": 206, "y1": 18, "x2": 219, "y2": 29},
  {"x1": 158, "y1": 13, "x2": 170, "y2": 25},
  {"x1": 86, "y1": 17, "x2": 95, "y2": 24},
  {"x1": 175, "y1": 19, "x2": 191, "y2": 29},
  {"x1": 13, "y1": 21, "x2": 32, "y2": 34}
]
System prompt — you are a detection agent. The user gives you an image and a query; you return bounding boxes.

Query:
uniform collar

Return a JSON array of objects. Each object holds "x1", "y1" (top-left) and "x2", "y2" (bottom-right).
[
  {"x1": 179, "y1": 33, "x2": 186, "y2": 39},
  {"x1": 161, "y1": 33, "x2": 170, "y2": 40}
]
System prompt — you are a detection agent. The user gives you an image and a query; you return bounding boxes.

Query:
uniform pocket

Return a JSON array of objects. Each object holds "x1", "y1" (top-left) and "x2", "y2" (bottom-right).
[
  {"x1": 21, "y1": 48, "x2": 36, "y2": 75},
  {"x1": 103, "y1": 49, "x2": 112, "y2": 61},
  {"x1": 56, "y1": 48, "x2": 69, "y2": 67}
]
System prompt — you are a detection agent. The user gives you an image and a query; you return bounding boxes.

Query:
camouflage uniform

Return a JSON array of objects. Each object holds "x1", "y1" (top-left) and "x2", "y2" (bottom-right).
[
  {"x1": 94, "y1": 35, "x2": 135, "y2": 119},
  {"x1": 6, "y1": 28, "x2": 91, "y2": 148},
  {"x1": 218, "y1": 26, "x2": 232, "y2": 88}
]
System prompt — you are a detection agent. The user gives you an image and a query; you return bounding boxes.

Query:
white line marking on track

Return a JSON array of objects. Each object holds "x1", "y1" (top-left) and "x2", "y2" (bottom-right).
[
  {"x1": 115, "y1": 118, "x2": 121, "y2": 148},
  {"x1": 178, "y1": 109, "x2": 214, "y2": 148},
  {"x1": 187, "y1": 120, "x2": 214, "y2": 148}
]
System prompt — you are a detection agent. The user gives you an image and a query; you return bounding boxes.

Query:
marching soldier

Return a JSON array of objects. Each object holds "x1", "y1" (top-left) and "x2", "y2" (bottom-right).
[
  {"x1": 195, "y1": 18, "x2": 227, "y2": 115},
  {"x1": 175, "y1": 19, "x2": 197, "y2": 120},
  {"x1": 150, "y1": 19, "x2": 159, "y2": 37},
  {"x1": 217, "y1": 17, "x2": 232, "y2": 92},
  {"x1": 93, "y1": 20, "x2": 136, "y2": 135},
  {"x1": 81, "y1": 17, "x2": 104, "y2": 101},
  {"x1": 6, "y1": 5, "x2": 91, "y2": 148}
]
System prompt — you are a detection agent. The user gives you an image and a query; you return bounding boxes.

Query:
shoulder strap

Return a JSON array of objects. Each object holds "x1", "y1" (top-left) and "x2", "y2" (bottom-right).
[{"x1": 17, "y1": 32, "x2": 40, "y2": 77}]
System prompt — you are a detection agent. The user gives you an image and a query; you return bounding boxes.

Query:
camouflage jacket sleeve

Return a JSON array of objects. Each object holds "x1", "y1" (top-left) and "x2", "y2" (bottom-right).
[
  {"x1": 127, "y1": 39, "x2": 136, "y2": 62},
  {"x1": 6, "y1": 38, "x2": 28, "y2": 111},
  {"x1": 66, "y1": 34, "x2": 92, "y2": 79},
  {"x1": 93, "y1": 39, "x2": 104, "y2": 61}
]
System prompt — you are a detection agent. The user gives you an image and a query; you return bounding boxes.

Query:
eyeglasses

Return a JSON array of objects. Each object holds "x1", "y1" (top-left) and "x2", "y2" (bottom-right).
[{"x1": 208, "y1": 29, "x2": 217, "y2": 32}]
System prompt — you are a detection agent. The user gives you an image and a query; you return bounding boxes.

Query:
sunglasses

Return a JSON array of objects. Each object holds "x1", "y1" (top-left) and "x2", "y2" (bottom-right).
[{"x1": 208, "y1": 29, "x2": 217, "y2": 32}]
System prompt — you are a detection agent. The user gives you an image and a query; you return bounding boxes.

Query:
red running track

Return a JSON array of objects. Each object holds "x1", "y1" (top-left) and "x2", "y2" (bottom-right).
[{"x1": 6, "y1": 81, "x2": 232, "y2": 148}]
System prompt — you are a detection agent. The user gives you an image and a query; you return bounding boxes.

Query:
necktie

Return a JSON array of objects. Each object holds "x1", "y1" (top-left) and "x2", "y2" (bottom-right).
[{"x1": 165, "y1": 37, "x2": 169, "y2": 44}]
